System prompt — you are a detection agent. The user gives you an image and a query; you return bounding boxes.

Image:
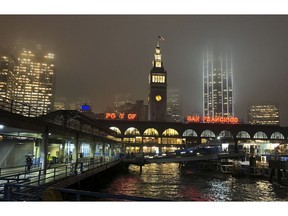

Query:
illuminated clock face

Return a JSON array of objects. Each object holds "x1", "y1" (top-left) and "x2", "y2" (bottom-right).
[{"x1": 155, "y1": 95, "x2": 162, "y2": 102}]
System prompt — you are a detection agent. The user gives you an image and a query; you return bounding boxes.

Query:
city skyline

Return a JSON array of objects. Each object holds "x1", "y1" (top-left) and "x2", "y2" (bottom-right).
[{"x1": 1, "y1": 15, "x2": 288, "y2": 125}]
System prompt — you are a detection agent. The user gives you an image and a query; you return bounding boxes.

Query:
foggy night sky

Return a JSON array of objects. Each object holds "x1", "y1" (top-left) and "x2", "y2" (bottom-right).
[{"x1": 1, "y1": 15, "x2": 288, "y2": 125}]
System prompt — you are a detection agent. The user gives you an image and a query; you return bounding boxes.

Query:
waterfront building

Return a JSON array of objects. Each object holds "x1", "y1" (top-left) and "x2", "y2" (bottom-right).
[
  {"x1": 248, "y1": 104, "x2": 280, "y2": 125},
  {"x1": 167, "y1": 89, "x2": 183, "y2": 122},
  {"x1": 148, "y1": 37, "x2": 167, "y2": 122},
  {"x1": 203, "y1": 46, "x2": 234, "y2": 118}
]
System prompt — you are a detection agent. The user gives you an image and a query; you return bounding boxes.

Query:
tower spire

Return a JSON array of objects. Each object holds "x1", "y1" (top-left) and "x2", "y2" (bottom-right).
[{"x1": 153, "y1": 36, "x2": 165, "y2": 68}]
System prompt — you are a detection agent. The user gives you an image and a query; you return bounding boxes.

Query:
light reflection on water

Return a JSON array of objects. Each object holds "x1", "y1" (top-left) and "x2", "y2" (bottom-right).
[{"x1": 100, "y1": 163, "x2": 288, "y2": 201}]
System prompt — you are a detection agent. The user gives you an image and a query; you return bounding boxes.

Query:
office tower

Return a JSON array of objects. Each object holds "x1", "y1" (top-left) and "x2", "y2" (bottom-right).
[
  {"x1": 203, "y1": 46, "x2": 234, "y2": 118},
  {"x1": 148, "y1": 37, "x2": 167, "y2": 121},
  {"x1": 248, "y1": 104, "x2": 280, "y2": 125},
  {"x1": 167, "y1": 89, "x2": 182, "y2": 122},
  {"x1": 0, "y1": 55, "x2": 16, "y2": 103},
  {"x1": 13, "y1": 47, "x2": 55, "y2": 116}
]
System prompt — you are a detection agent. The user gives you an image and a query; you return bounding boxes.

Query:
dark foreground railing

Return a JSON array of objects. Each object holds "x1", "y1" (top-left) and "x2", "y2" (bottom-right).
[
  {"x1": 43, "y1": 187, "x2": 171, "y2": 201},
  {"x1": 1, "y1": 184, "x2": 171, "y2": 201}
]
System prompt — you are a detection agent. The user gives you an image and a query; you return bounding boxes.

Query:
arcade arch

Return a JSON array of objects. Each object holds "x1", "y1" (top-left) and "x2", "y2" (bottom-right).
[
  {"x1": 218, "y1": 130, "x2": 233, "y2": 139},
  {"x1": 253, "y1": 131, "x2": 268, "y2": 139},
  {"x1": 162, "y1": 128, "x2": 182, "y2": 145},
  {"x1": 108, "y1": 126, "x2": 122, "y2": 141},
  {"x1": 182, "y1": 129, "x2": 197, "y2": 137},
  {"x1": 201, "y1": 130, "x2": 216, "y2": 138},
  {"x1": 143, "y1": 128, "x2": 160, "y2": 144},
  {"x1": 236, "y1": 131, "x2": 250, "y2": 139},
  {"x1": 109, "y1": 127, "x2": 121, "y2": 135},
  {"x1": 124, "y1": 127, "x2": 141, "y2": 143},
  {"x1": 270, "y1": 132, "x2": 285, "y2": 140}
]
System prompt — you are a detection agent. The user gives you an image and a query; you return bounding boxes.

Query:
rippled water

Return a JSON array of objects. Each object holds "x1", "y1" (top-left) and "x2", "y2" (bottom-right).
[{"x1": 100, "y1": 163, "x2": 288, "y2": 201}]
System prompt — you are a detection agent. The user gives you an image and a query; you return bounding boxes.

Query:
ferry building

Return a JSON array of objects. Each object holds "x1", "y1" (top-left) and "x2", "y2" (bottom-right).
[{"x1": 97, "y1": 38, "x2": 288, "y2": 156}]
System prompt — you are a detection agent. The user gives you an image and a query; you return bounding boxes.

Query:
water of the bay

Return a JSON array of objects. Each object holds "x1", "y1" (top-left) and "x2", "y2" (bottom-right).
[{"x1": 99, "y1": 163, "x2": 288, "y2": 202}]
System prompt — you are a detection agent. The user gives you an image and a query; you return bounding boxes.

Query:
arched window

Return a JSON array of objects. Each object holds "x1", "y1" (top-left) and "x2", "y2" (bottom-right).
[
  {"x1": 182, "y1": 129, "x2": 197, "y2": 137},
  {"x1": 162, "y1": 128, "x2": 179, "y2": 136},
  {"x1": 218, "y1": 130, "x2": 233, "y2": 138},
  {"x1": 162, "y1": 128, "x2": 182, "y2": 144},
  {"x1": 123, "y1": 127, "x2": 141, "y2": 144},
  {"x1": 143, "y1": 128, "x2": 160, "y2": 144},
  {"x1": 270, "y1": 132, "x2": 285, "y2": 140},
  {"x1": 124, "y1": 127, "x2": 140, "y2": 135},
  {"x1": 109, "y1": 127, "x2": 121, "y2": 135},
  {"x1": 236, "y1": 131, "x2": 250, "y2": 139},
  {"x1": 143, "y1": 128, "x2": 159, "y2": 136},
  {"x1": 253, "y1": 131, "x2": 268, "y2": 139},
  {"x1": 201, "y1": 130, "x2": 215, "y2": 137}
]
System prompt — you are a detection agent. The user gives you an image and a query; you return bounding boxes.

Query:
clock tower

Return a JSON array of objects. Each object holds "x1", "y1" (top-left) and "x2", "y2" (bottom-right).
[{"x1": 148, "y1": 37, "x2": 167, "y2": 121}]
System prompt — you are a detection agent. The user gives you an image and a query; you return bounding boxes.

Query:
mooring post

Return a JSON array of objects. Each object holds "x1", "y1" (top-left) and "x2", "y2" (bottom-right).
[
  {"x1": 140, "y1": 165, "x2": 142, "y2": 173},
  {"x1": 277, "y1": 168, "x2": 282, "y2": 184},
  {"x1": 269, "y1": 168, "x2": 275, "y2": 183}
]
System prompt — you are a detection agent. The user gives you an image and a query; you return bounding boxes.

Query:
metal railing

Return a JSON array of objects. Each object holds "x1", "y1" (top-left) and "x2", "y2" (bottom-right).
[
  {"x1": 0, "y1": 157, "x2": 118, "y2": 201},
  {"x1": 0, "y1": 95, "x2": 46, "y2": 117},
  {"x1": 45, "y1": 187, "x2": 170, "y2": 201}
]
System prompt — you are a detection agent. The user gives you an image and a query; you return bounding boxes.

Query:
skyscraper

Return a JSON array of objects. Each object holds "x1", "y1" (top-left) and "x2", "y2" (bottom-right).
[
  {"x1": 203, "y1": 46, "x2": 234, "y2": 118},
  {"x1": 0, "y1": 55, "x2": 16, "y2": 103},
  {"x1": 14, "y1": 47, "x2": 55, "y2": 116},
  {"x1": 0, "y1": 45, "x2": 55, "y2": 116},
  {"x1": 148, "y1": 37, "x2": 167, "y2": 122}
]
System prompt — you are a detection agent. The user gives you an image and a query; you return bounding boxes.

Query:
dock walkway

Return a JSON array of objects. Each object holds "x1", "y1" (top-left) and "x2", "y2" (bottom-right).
[{"x1": 0, "y1": 157, "x2": 121, "y2": 201}]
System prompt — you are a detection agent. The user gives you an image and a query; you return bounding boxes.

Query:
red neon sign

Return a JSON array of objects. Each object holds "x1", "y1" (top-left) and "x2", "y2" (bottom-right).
[
  {"x1": 105, "y1": 112, "x2": 137, "y2": 120},
  {"x1": 186, "y1": 116, "x2": 239, "y2": 124}
]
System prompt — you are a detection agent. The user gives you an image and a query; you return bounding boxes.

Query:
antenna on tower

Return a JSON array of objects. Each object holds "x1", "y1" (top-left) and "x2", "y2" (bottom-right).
[{"x1": 157, "y1": 35, "x2": 165, "y2": 47}]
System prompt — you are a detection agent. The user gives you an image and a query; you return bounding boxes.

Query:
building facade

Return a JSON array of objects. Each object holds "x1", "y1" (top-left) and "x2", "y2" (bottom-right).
[
  {"x1": 0, "y1": 55, "x2": 16, "y2": 103},
  {"x1": 13, "y1": 47, "x2": 55, "y2": 116},
  {"x1": 98, "y1": 118, "x2": 287, "y2": 155},
  {"x1": 248, "y1": 104, "x2": 280, "y2": 125},
  {"x1": 1, "y1": 45, "x2": 55, "y2": 116},
  {"x1": 148, "y1": 39, "x2": 167, "y2": 122},
  {"x1": 203, "y1": 46, "x2": 234, "y2": 118}
]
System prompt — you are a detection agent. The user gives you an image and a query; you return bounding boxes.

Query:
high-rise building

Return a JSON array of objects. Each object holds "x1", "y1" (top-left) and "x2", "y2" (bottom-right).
[
  {"x1": 0, "y1": 55, "x2": 16, "y2": 103},
  {"x1": 167, "y1": 89, "x2": 182, "y2": 122},
  {"x1": 203, "y1": 46, "x2": 234, "y2": 118},
  {"x1": 0, "y1": 45, "x2": 55, "y2": 116},
  {"x1": 13, "y1": 47, "x2": 55, "y2": 116},
  {"x1": 248, "y1": 104, "x2": 280, "y2": 125},
  {"x1": 148, "y1": 37, "x2": 167, "y2": 121}
]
